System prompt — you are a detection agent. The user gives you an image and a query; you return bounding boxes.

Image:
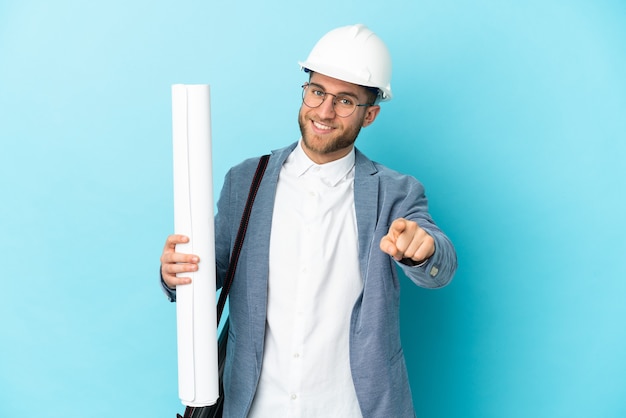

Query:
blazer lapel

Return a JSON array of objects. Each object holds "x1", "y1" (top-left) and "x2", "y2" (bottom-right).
[
  {"x1": 353, "y1": 148, "x2": 380, "y2": 283},
  {"x1": 245, "y1": 143, "x2": 297, "y2": 367}
]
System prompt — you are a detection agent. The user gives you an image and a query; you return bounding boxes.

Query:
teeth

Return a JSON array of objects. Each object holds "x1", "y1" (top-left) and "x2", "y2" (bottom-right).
[{"x1": 313, "y1": 121, "x2": 332, "y2": 131}]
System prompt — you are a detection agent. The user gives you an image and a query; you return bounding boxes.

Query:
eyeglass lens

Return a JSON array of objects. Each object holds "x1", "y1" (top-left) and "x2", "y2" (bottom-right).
[{"x1": 301, "y1": 84, "x2": 359, "y2": 117}]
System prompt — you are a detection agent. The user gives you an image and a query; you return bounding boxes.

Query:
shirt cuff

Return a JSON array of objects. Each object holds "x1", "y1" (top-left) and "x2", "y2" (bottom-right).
[
  {"x1": 400, "y1": 257, "x2": 430, "y2": 268},
  {"x1": 160, "y1": 269, "x2": 177, "y2": 302}
]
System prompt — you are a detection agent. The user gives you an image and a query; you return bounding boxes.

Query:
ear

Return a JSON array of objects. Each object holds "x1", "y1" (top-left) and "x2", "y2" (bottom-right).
[{"x1": 362, "y1": 105, "x2": 381, "y2": 127}]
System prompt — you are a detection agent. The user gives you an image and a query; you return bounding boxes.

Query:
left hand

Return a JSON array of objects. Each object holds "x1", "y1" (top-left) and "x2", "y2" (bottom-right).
[{"x1": 380, "y1": 218, "x2": 435, "y2": 263}]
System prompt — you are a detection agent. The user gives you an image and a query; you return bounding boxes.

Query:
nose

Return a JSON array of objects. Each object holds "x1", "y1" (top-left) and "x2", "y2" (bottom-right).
[{"x1": 316, "y1": 94, "x2": 337, "y2": 119}]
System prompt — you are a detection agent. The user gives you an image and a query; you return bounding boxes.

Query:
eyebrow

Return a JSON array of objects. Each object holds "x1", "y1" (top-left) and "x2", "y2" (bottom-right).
[{"x1": 308, "y1": 82, "x2": 360, "y2": 99}]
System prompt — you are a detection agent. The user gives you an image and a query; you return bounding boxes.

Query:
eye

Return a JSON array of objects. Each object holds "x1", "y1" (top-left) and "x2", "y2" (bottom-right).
[
  {"x1": 311, "y1": 89, "x2": 325, "y2": 97},
  {"x1": 337, "y1": 96, "x2": 354, "y2": 106}
]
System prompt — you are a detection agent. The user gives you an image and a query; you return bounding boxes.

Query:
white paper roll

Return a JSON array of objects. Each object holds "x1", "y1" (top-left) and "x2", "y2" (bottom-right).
[{"x1": 171, "y1": 84, "x2": 219, "y2": 407}]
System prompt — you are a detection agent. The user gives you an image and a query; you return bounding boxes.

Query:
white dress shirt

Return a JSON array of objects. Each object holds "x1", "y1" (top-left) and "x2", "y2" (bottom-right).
[{"x1": 248, "y1": 140, "x2": 363, "y2": 417}]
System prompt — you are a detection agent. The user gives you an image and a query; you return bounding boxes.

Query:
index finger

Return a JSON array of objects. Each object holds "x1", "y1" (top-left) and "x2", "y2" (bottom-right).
[
  {"x1": 388, "y1": 218, "x2": 408, "y2": 239},
  {"x1": 163, "y1": 234, "x2": 189, "y2": 251}
]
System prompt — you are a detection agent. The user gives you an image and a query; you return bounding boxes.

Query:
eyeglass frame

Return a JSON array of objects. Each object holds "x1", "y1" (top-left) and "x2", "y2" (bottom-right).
[{"x1": 301, "y1": 82, "x2": 375, "y2": 118}]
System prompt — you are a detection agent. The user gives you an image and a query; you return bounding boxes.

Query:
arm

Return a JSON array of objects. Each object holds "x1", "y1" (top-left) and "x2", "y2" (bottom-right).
[{"x1": 378, "y1": 173, "x2": 457, "y2": 288}]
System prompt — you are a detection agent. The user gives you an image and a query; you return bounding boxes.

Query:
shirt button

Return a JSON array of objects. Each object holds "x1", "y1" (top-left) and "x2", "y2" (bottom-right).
[
  {"x1": 291, "y1": 394, "x2": 297, "y2": 400},
  {"x1": 293, "y1": 352, "x2": 300, "y2": 358}
]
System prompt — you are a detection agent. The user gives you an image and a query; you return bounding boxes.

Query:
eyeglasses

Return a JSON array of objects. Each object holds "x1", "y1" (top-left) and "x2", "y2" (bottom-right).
[{"x1": 301, "y1": 82, "x2": 373, "y2": 118}]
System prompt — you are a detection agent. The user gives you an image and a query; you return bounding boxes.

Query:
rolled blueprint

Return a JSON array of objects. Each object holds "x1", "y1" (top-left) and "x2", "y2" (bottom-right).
[{"x1": 171, "y1": 84, "x2": 219, "y2": 407}]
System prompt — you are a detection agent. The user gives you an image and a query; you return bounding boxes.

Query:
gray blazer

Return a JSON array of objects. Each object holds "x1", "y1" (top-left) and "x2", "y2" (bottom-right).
[{"x1": 166, "y1": 142, "x2": 457, "y2": 417}]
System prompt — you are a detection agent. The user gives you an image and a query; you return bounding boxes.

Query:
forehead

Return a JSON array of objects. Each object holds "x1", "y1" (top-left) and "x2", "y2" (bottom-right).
[{"x1": 309, "y1": 72, "x2": 366, "y2": 97}]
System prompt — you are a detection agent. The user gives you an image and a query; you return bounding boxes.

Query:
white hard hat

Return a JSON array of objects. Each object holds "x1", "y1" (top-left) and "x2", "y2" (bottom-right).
[{"x1": 298, "y1": 24, "x2": 393, "y2": 101}]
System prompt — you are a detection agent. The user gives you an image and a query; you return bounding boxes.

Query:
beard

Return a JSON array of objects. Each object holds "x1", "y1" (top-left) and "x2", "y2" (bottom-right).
[{"x1": 298, "y1": 109, "x2": 364, "y2": 156}]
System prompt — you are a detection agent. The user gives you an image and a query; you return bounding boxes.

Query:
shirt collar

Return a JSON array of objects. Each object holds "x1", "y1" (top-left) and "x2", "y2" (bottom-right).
[{"x1": 288, "y1": 139, "x2": 356, "y2": 187}]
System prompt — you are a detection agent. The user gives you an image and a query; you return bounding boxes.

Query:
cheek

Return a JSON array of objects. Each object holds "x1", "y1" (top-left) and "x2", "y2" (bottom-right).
[
  {"x1": 298, "y1": 106, "x2": 310, "y2": 123},
  {"x1": 352, "y1": 113, "x2": 368, "y2": 129}
]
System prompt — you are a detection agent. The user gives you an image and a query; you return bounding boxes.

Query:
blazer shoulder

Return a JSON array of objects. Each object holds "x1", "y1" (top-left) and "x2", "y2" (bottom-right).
[
  {"x1": 229, "y1": 142, "x2": 296, "y2": 175},
  {"x1": 355, "y1": 148, "x2": 425, "y2": 190}
]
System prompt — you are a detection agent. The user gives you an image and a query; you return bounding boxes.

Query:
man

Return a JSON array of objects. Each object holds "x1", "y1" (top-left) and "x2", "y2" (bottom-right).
[{"x1": 161, "y1": 24, "x2": 457, "y2": 417}]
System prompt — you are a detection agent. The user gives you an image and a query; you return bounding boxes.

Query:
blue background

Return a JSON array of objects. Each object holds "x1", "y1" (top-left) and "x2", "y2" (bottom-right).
[{"x1": 1, "y1": 1, "x2": 625, "y2": 417}]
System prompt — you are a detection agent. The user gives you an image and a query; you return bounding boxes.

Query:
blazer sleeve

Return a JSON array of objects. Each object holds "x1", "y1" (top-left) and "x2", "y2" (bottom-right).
[{"x1": 394, "y1": 176, "x2": 457, "y2": 289}]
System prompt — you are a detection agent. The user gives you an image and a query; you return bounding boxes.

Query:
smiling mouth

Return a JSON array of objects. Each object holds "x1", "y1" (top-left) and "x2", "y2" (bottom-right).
[{"x1": 312, "y1": 120, "x2": 333, "y2": 131}]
